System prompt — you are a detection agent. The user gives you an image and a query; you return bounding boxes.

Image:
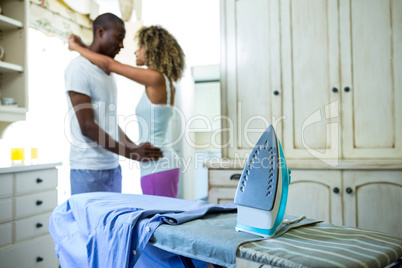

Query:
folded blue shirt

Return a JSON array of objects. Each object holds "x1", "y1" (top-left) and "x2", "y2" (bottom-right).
[{"x1": 49, "y1": 192, "x2": 236, "y2": 268}]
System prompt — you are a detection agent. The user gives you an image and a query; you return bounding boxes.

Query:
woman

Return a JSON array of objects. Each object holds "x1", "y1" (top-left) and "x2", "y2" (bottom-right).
[{"x1": 68, "y1": 25, "x2": 185, "y2": 198}]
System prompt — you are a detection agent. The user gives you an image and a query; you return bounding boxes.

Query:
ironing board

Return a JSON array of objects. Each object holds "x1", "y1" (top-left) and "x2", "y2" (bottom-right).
[
  {"x1": 49, "y1": 193, "x2": 402, "y2": 268},
  {"x1": 152, "y1": 213, "x2": 402, "y2": 268}
]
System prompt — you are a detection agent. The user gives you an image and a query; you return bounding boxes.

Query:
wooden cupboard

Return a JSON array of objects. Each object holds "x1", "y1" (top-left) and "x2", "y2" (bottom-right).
[
  {"x1": 215, "y1": 0, "x2": 402, "y2": 237},
  {"x1": 287, "y1": 169, "x2": 402, "y2": 237},
  {"x1": 340, "y1": 0, "x2": 402, "y2": 158},
  {"x1": 220, "y1": 0, "x2": 402, "y2": 160},
  {"x1": 207, "y1": 164, "x2": 402, "y2": 236},
  {"x1": 220, "y1": 0, "x2": 282, "y2": 159}
]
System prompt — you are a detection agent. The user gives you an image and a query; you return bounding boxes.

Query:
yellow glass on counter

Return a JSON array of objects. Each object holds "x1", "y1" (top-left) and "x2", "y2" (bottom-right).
[
  {"x1": 11, "y1": 148, "x2": 25, "y2": 165},
  {"x1": 31, "y1": 147, "x2": 38, "y2": 160}
]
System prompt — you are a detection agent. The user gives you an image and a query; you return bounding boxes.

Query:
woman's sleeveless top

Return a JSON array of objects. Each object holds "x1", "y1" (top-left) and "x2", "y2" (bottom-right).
[{"x1": 135, "y1": 74, "x2": 179, "y2": 177}]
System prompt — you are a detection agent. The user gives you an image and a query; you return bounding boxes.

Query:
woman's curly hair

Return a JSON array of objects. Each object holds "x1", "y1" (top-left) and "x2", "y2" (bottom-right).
[{"x1": 135, "y1": 25, "x2": 185, "y2": 82}]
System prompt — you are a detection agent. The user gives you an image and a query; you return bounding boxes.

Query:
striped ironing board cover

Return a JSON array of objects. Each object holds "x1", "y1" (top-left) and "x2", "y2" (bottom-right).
[{"x1": 237, "y1": 221, "x2": 402, "y2": 268}]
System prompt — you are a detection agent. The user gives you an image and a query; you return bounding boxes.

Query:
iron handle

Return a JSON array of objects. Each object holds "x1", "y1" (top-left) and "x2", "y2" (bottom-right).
[
  {"x1": 346, "y1": 187, "x2": 353, "y2": 194},
  {"x1": 36, "y1": 178, "x2": 43, "y2": 183},
  {"x1": 36, "y1": 257, "x2": 44, "y2": 262},
  {"x1": 36, "y1": 222, "x2": 43, "y2": 228},
  {"x1": 333, "y1": 187, "x2": 340, "y2": 194},
  {"x1": 332, "y1": 87, "x2": 338, "y2": 93},
  {"x1": 36, "y1": 200, "x2": 43, "y2": 206},
  {"x1": 344, "y1": 86, "x2": 351, "y2": 92},
  {"x1": 230, "y1": 174, "x2": 241, "y2": 180},
  {"x1": 273, "y1": 90, "x2": 280, "y2": 96}
]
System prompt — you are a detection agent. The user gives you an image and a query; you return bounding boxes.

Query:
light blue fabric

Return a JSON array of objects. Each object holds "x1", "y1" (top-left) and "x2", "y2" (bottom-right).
[
  {"x1": 49, "y1": 192, "x2": 236, "y2": 268},
  {"x1": 70, "y1": 165, "x2": 122, "y2": 195},
  {"x1": 136, "y1": 243, "x2": 211, "y2": 268}
]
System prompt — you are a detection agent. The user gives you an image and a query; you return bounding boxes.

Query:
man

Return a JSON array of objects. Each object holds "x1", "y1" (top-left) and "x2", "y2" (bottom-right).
[{"x1": 65, "y1": 13, "x2": 162, "y2": 195}]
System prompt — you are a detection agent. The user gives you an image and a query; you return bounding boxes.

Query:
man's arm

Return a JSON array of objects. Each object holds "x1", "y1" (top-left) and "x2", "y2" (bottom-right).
[
  {"x1": 119, "y1": 126, "x2": 135, "y2": 147},
  {"x1": 68, "y1": 91, "x2": 162, "y2": 161}
]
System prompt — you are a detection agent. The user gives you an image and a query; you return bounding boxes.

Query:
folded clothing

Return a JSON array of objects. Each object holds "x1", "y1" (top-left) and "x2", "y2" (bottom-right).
[{"x1": 49, "y1": 192, "x2": 237, "y2": 268}]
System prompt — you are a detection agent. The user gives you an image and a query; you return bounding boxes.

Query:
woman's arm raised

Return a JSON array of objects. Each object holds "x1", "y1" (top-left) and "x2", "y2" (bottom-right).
[{"x1": 68, "y1": 34, "x2": 163, "y2": 87}]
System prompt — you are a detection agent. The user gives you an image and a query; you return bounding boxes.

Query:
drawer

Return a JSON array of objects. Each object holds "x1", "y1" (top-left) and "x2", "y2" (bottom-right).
[
  {"x1": 15, "y1": 212, "x2": 52, "y2": 242},
  {"x1": 15, "y1": 169, "x2": 58, "y2": 195},
  {"x1": 0, "y1": 174, "x2": 13, "y2": 198},
  {"x1": 0, "y1": 198, "x2": 12, "y2": 223},
  {"x1": 209, "y1": 169, "x2": 242, "y2": 187},
  {"x1": 0, "y1": 235, "x2": 58, "y2": 268},
  {"x1": 208, "y1": 187, "x2": 237, "y2": 204},
  {"x1": 15, "y1": 190, "x2": 57, "y2": 219},
  {"x1": 0, "y1": 223, "x2": 12, "y2": 248}
]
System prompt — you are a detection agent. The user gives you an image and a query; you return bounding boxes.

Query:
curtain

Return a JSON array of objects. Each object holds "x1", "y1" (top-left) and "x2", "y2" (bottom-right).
[{"x1": 29, "y1": 0, "x2": 93, "y2": 43}]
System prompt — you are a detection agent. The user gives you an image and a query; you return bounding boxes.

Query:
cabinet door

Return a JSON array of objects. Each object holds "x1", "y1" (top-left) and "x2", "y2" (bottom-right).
[
  {"x1": 221, "y1": 0, "x2": 282, "y2": 159},
  {"x1": 340, "y1": 0, "x2": 402, "y2": 158},
  {"x1": 208, "y1": 187, "x2": 237, "y2": 205},
  {"x1": 343, "y1": 170, "x2": 402, "y2": 237},
  {"x1": 286, "y1": 170, "x2": 342, "y2": 225},
  {"x1": 281, "y1": 0, "x2": 340, "y2": 160}
]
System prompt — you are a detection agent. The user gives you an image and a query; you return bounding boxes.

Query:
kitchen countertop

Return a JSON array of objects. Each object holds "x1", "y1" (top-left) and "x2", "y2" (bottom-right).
[
  {"x1": 204, "y1": 158, "x2": 402, "y2": 170},
  {"x1": 0, "y1": 162, "x2": 62, "y2": 174}
]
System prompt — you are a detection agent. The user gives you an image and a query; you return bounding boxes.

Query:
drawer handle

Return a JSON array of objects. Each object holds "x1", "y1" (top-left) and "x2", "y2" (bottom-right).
[
  {"x1": 230, "y1": 174, "x2": 241, "y2": 180},
  {"x1": 36, "y1": 222, "x2": 43, "y2": 228},
  {"x1": 36, "y1": 200, "x2": 43, "y2": 206},
  {"x1": 36, "y1": 178, "x2": 43, "y2": 183},
  {"x1": 36, "y1": 257, "x2": 44, "y2": 262}
]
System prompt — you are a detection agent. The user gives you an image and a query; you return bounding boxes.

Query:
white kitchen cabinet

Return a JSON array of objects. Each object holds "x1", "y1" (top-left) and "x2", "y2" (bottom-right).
[
  {"x1": 280, "y1": 0, "x2": 340, "y2": 159},
  {"x1": 0, "y1": 164, "x2": 60, "y2": 268},
  {"x1": 285, "y1": 169, "x2": 343, "y2": 226},
  {"x1": 340, "y1": 0, "x2": 402, "y2": 158},
  {"x1": 280, "y1": 0, "x2": 402, "y2": 159},
  {"x1": 220, "y1": 0, "x2": 282, "y2": 159},
  {"x1": 207, "y1": 163, "x2": 402, "y2": 236},
  {"x1": 281, "y1": 0, "x2": 402, "y2": 159},
  {"x1": 207, "y1": 169, "x2": 239, "y2": 204},
  {"x1": 221, "y1": 0, "x2": 402, "y2": 160},
  {"x1": 0, "y1": 0, "x2": 29, "y2": 122},
  {"x1": 287, "y1": 169, "x2": 402, "y2": 237},
  {"x1": 217, "y1": 0, "x2": 402, "y2": 238},
  {"x1": 342, "y1": 170, "x2": 402, "y2": 237}
]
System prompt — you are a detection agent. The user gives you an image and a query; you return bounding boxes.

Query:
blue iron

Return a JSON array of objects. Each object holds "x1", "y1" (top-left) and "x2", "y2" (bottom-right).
[{"x1": 234, "y1": 125, "x2": 291, "y2": 238}]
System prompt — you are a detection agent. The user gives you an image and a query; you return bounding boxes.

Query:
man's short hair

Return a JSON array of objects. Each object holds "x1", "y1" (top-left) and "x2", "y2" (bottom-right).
[{"x1": 92, "y1": 13, "x2": 124, "y2": 37}]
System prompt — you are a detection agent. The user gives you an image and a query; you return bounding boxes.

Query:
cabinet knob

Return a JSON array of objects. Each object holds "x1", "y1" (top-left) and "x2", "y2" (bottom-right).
[
  {"x1": 36, "y1": 200, "x2": 43, "y2": 206},
  {"x1": 333, "y1": 187, "x2": 340, "y2": 194},
  {"x1": 36, "y1": 223, "x2": 43, "y2": 228},
  {"x1": 36, "y1": 178, "x2": 43, "y2": 183},
  {"x1": 36, "y1": 257, "x2": 44, "y2": 262},
  {"x1": 273, "y1": 90, "x2": 280, "y2": 96},
  {"x1": 344, "y1": 86, "x2": 351, "y2": 92},
  {"x1": 346, "y1": 187, "x2": 353, "y2": 194},
  {"x1": 230, "y1": 174, "x2": 241, "y2": 180},
  {"x1": 332, "y1": 87, "x2": 338, "y2": 93}
]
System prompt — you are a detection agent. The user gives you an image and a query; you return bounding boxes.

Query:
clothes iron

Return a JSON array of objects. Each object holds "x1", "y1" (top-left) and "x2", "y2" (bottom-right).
[{"x1": 234, "y1": 125, "x2": 291, "y2": 238}]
